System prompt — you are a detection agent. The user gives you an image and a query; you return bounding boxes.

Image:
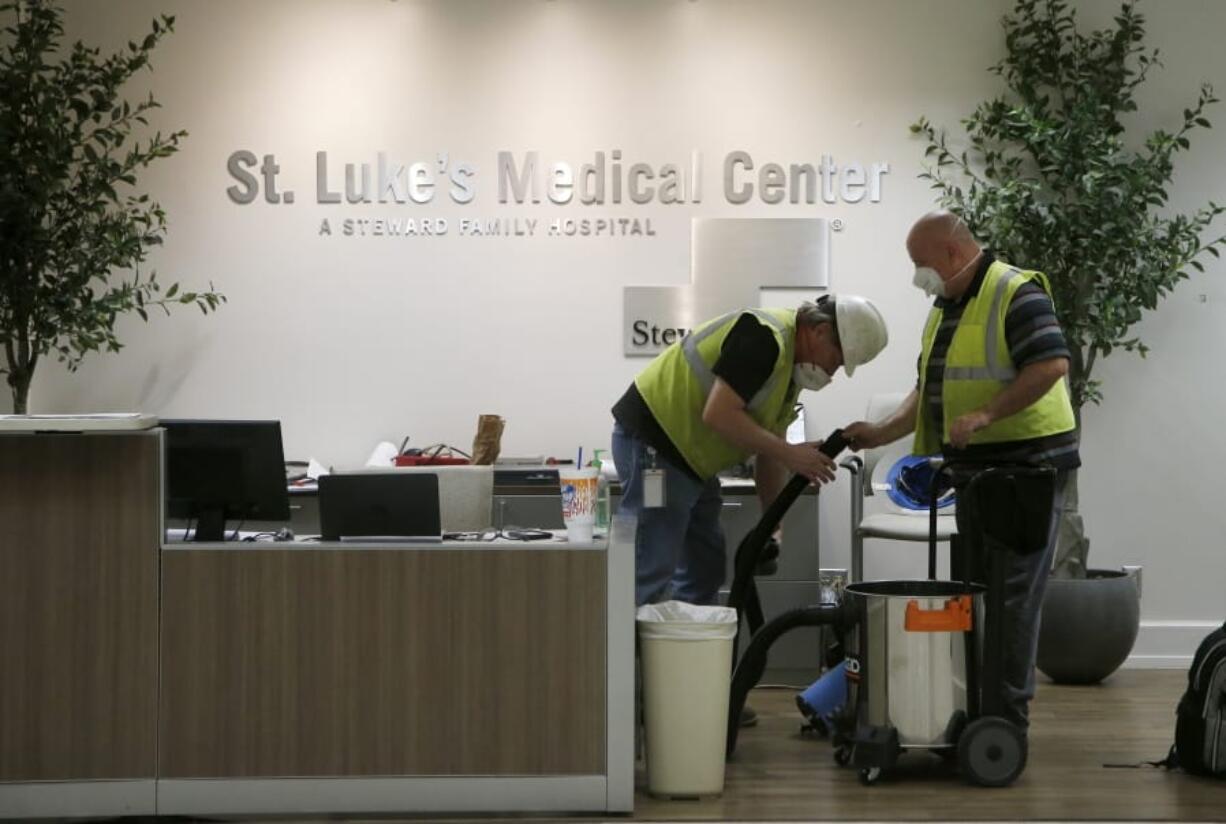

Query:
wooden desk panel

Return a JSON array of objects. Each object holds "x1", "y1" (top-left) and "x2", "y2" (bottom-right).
[
  {"x1": 0, "y1": 433, "x2": 160, "y2": 781},
  {"x1": 160, "y1": 549, "x2": 606, "y2": 778}
]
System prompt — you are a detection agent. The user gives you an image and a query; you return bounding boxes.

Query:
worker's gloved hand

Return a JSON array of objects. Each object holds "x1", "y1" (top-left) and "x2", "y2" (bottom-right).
[{"x1": 755, "y1": 536, "x2": 781, "y2": 576}]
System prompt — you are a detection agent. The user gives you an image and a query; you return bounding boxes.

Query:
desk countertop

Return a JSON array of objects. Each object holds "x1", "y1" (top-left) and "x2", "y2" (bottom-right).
[
  {"x1": 287, "y1": 477, "x2": 816, "y2": 497},
  {"x1": 162, "y1": 529, "x2": 609, "y2": 551}
]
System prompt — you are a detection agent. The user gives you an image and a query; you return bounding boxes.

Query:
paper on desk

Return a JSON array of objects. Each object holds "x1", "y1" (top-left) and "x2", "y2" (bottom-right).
[
  {"x1": 365, "y1": 441, "x2": 400, "y2": 468},
  {"x1": 720, "y1": 478, "x2": 756, "y2": 488},
  {"x1": 307, "y1": 457, "x2": 329, "y2": 479},
  {"x1": 0, "y1": 412, "x2": 158, "y2": 431}
]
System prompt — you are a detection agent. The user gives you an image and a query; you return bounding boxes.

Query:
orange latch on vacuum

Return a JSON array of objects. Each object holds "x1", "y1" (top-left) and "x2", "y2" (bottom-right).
[{"x1": 904, "y1": 596, "x2": 973, "y2": 632}]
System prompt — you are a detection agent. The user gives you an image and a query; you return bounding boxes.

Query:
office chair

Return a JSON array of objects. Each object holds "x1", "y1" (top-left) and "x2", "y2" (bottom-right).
[{"x1": 838, "y1": 393, "x2": 957, "y2": 582}]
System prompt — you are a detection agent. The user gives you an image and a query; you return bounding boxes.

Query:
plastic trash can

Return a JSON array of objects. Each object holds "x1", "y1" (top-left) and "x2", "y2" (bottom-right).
[{"x1": 636, "y1": 600, "x2": 738, "y2": 797}]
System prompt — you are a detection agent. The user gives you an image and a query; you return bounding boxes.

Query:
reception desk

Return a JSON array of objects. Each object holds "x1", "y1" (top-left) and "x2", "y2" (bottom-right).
[
  {"x1": 0, "y1": 430, "x2": 160, "y2": 816},
  {"x1": 0, "y1": 430, "x2": 634, "y2": 818}
]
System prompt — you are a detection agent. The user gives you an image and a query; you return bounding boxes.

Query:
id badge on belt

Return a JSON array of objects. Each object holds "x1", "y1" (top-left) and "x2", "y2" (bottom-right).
[{"x1": 643, "y1": 447, "x2": 666, "y2": 508}]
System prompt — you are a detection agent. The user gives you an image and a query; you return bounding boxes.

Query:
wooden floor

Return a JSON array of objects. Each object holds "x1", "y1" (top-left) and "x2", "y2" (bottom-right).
[
  {"x1": 264, "y1": 670, "x2": 1225, "y2": 823},
  {"x1": 627, "y1": 669, "x2": 1223, "y2": 822}
]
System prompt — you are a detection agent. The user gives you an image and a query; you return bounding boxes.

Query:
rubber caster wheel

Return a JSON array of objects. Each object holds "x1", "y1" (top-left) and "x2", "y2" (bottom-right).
[
  {"x1": 833, "y1": 746, "x2": 851, "y2": 767},
  {"x1": 958, "y1": 717, "x2": 1027, "y2": 787},
  {"x1": 858, "y1": 767, "x2": 883, "y2": 785}
]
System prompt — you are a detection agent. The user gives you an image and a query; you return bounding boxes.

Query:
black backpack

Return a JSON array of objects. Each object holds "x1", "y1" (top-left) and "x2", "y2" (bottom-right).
[{"x1": 1163, "y1": 620, "x2": 1226, "y2": 776}]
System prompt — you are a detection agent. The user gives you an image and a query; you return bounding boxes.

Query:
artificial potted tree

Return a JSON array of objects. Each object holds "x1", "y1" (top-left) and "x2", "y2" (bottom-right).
[
  {"x1": 0, "y1": 0, "x2": 223, "y2": 415},
  {"x1": 911, "y1": 0, "x2": 1226, "y2": 682}
]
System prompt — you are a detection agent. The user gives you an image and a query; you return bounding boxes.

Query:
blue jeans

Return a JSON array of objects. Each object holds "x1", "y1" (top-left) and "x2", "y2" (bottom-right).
[{"x1": 611, "y1": 422, "x2": 727, "y2": 607}]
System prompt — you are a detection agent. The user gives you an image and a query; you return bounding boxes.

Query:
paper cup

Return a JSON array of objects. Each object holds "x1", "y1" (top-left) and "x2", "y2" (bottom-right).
[{"x1": 559, "y1": 467, "x2": 599, "y2": 543}]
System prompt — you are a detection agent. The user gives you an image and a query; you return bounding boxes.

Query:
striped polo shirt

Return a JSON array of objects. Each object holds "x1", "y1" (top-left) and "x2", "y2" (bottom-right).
[{"x1": 916, "y1": 252, "x2": 1081, "y2": 470}]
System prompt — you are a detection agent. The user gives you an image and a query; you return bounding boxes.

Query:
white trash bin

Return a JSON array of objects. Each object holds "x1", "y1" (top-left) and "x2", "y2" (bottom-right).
[{"x1": 636, "y1": 600, "x2": 738, "y2": 798}]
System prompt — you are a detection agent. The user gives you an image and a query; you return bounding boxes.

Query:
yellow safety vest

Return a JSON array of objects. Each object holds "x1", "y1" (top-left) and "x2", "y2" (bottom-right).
[
  {"x1": 913, "y1": 259, "x2": 1076, "y2": 456},
  {"x1": 635, "y1": 309, "x2": 800, "y2": 480}
]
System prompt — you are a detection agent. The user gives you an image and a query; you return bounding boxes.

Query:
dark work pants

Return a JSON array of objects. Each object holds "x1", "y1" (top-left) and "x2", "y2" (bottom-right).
[{"x1": 952, "y1": 469, "x2": 1068, "y2": 730}]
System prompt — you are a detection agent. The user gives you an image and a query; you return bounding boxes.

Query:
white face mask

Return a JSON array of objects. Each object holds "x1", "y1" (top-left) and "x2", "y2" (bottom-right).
[
  {"x1": 912, "y1": 266, "x2": 947, "y2": 298},
  {"x1": 793, "y1": 363, "x2": 832, "y2": 392}
]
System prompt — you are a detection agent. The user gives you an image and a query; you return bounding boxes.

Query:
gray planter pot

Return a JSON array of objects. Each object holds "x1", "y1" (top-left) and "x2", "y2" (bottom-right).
[{"x1": 1036, "y1": 569, "x2": 1140, "y2": 685}]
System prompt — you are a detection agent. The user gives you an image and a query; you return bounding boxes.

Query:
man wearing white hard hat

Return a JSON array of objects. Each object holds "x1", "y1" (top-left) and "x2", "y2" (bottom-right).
[{"x1": 611, "y1": 295, "x2": 889, "y2": 611}]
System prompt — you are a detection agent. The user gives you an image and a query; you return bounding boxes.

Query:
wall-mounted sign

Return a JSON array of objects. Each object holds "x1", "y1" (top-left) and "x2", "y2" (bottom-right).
[
  {"x1": 623, "y1": 218, "x2": 830, "y2": 356},
  {"x1": 223, "y1": 150, "x2": 888, "y2": 241}
]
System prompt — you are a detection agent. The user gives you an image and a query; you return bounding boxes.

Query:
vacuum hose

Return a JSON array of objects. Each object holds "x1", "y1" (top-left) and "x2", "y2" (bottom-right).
[
  {"x1": 724, "y1": 429, "x2": 855, "y2": 758},
  {"x1": 726, "y1": 600, "x2": 853, "y2": 757},
  {"x1": 727, "y1": 429, "x2": 851, "y2": 645}
]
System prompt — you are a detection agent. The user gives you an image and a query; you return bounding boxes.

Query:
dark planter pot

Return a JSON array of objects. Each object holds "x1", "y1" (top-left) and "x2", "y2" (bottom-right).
[{"x1": 1036, "y1": 569, "x2": 1140, "y2": 685}]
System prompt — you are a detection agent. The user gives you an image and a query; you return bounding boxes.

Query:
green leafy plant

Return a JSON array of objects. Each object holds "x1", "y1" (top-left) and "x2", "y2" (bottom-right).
[
  {"x1": 0, "y1": 0, "x2": 224, "y2": 414},
  {"x1": 911, "y1": 0, "x2": 1226, "y2": 575}
]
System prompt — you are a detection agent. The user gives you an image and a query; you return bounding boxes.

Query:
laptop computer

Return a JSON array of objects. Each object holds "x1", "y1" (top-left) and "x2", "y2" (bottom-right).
[
  {"x1": 352, "y1": 465, "x2": 494, "y2": 532},
  {"x1": 319, "y1": 473, "x2": 443, "y2": 542}
]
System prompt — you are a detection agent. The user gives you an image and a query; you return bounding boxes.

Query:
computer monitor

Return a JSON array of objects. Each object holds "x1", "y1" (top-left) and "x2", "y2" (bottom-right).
[{"x1": 163, "y1": 419, "x2": 291, "y2": 542}]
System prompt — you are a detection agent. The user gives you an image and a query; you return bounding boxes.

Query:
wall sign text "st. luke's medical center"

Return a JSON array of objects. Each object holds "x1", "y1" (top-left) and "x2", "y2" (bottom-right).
[{"x1": 225, "y1": 150, "x2": 889, "y2": 238}]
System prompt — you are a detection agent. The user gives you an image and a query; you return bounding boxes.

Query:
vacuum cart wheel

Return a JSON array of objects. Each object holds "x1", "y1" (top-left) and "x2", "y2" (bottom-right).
[
  {"x1": 833, "y1": 745, "x2": 851, "y2": 767},
  {"x1": 857, "y1": 766, "x2": 883, "y2": 786},
  {"x1": 958, "y1": 717, "x2": 1027, "y2": 787}
]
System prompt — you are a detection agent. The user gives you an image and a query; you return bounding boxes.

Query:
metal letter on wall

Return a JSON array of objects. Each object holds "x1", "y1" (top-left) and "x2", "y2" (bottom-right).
[{"x1": 623, "y1": 218, "x2": 831, "y2": 356}]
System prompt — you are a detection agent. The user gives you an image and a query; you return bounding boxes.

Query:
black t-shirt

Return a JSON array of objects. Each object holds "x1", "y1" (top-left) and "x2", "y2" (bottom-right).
[{"x1": 612, "y1": 313, "x2": 782, "y2": 479}]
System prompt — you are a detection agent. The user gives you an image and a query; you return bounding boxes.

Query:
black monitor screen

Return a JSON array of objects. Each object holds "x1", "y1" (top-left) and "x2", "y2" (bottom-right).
[{"x1": 164, "y1": 419, "x2": 290, "y2": 540}]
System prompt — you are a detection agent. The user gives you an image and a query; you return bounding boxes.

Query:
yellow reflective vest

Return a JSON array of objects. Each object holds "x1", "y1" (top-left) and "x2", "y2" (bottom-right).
[
  {"x1": 635, "y1": 309, "x2": 800, "y2": 480},
  {"x1": 913, "y1": 259, "x2": 1076, "y2": 456}
]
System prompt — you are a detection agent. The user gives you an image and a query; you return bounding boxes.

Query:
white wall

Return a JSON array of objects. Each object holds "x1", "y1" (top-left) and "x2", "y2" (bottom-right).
[{"x1": 38, "y1": 0, "x2": 1226, "y2": 660}]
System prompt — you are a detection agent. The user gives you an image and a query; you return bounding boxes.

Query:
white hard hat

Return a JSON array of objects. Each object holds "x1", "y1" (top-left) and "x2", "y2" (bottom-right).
[{"x1": 833, "y1": 294, "x2": 888, "y2": 376}]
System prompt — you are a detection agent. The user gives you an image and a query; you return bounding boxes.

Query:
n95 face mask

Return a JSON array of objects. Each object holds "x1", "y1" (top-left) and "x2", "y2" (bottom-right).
[
  {"x1": 912, "y1": 266, "x2": 946, "y2": 298},
  {"x1": 793, "y1": 363, "x2": 832, "y2": 392}
]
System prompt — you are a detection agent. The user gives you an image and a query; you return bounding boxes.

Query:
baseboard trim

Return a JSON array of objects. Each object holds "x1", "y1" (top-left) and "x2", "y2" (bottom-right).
[
  {"x1": 1124, "y1": 620, "x2": 1221, "y2": 669},
  {"x1": 156, "y1": 776, "x2": 609, "y2": 816},
  {"x1": 0, "y1": 779, "x2": 155, "y2": 819},
  {"x1": 1124, "y1": 655, "x2": 1194, "y2": 669}
]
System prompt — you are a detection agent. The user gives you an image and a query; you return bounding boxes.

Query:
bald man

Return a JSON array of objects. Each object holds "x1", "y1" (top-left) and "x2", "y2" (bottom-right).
[{"x1": 844, "y1": 211, "x2": 1078, "y2": 737}]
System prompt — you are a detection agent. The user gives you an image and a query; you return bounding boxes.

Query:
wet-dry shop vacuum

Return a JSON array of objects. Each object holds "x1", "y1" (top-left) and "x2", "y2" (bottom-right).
[{"x1": 725, "y1": 430, "x2": 1056, "y2": 787}]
